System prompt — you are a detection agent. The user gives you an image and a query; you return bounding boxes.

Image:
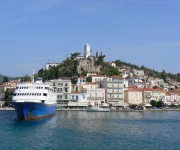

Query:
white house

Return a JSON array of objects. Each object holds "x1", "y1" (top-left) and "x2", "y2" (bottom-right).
[
  {"x1": 83, "y1": 82, "x2": 105, "y2": 106},
  {"x1": 91, "y1": 75, "x2": 106, "y2": 82},
  {"x1": 68, "y1": 92, "x2": 88, "y2": 109},
  {"x1": 45, "y1": 62, "x2": 60, "y2": 70}
]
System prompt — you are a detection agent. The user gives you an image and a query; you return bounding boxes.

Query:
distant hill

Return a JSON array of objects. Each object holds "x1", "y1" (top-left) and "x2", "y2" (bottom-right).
[
  {"x1": 114, "y1": 60, "x2": 180, "y2": 82},
  {"x1": 0, "y1": 74, "x2": 19, "y2": 83}
]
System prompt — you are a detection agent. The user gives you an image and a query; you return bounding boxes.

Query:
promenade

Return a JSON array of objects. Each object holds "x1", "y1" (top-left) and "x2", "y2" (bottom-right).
[
  {"x1": 0, "y1": 107, "x2": 179, "y2": 111},
  {"x1": 0, "y1": 107, "x2": 15, "y2": 111}
]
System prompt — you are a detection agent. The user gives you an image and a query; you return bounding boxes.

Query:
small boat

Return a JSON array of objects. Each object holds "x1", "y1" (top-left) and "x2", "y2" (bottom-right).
[
  {"x1": 87, "y1": 103, "x2": 110, "y2": 112},
  {"x1": 12, "y1": 76, "x2": 56, "y2": 120}
]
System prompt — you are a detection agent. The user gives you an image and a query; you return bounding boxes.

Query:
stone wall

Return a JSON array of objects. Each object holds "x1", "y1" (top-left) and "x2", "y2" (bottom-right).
[{"x1": 77, "y1": 56, "x2": 101, "y2": 74}]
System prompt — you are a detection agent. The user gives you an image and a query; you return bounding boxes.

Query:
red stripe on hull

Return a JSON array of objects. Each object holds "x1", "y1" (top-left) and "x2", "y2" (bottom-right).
[{"x1": 18, "y1": 112, "x2": 55, "y2": 120}]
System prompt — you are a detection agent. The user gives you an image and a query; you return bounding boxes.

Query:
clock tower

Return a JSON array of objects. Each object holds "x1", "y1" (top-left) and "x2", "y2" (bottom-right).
[{"x1": 84, "y1": 43, "x2": 90, "y2": 59}]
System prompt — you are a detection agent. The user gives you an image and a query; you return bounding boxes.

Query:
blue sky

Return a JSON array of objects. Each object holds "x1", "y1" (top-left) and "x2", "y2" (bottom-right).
[{"x1": 0, "y1": 0, "x2": 180, "y2": 77}]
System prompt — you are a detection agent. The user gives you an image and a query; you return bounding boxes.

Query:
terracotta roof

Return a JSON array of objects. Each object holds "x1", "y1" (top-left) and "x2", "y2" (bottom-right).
[
  {"x1": 111, "y1": 76, "x2": 123, "y2": 79},
  {"x1": 91, "y1": 75, "x2": 106, "y2": 77},
  {"x1": 84, "y1": 82, "x2": 98, "y2": 85},
  {"x1": 124, "y1": 89, "x2": 143, "y2": 92}
]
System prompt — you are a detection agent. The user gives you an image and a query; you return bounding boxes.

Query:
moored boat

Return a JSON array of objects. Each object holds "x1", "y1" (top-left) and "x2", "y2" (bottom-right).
[
  {"x1": 12, "y1": 77, "x2": 56, "y2": 120},
  {"x1": 87, "y1": 103, "x2": 110, "y2": 112}
]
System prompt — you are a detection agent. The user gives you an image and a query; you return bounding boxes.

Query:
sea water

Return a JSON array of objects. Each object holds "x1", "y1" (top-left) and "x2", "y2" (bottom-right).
[{"x1": 0, "y1": 110, "x2": 180, "y2": 150}]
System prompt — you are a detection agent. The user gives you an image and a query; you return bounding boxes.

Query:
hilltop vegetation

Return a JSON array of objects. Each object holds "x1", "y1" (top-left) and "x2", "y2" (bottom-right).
[
  {"x1": 115, "y1": 60, "x2": 180, "y2": 82},
  {"x1": 37, "y1": 53, "x2": 120, "y2": 81}
]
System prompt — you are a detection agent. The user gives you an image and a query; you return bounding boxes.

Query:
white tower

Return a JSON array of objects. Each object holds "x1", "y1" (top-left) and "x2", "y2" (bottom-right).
[{"x1": 84, "y1": 43, "x2": 90, "y2": 59}]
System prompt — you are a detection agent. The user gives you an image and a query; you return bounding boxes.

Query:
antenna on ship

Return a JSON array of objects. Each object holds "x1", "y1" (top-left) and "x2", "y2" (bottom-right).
[{"x1": 31, "y1": 70, "x2": 34, "y2": 83}]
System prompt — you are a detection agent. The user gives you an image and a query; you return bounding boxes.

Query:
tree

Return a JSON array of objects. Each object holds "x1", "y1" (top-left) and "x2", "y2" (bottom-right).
[
  {"x1": 150, "y1": 100, "x2": 157, "y2": 107},
  {"x1": 96, "y1": 55, "x2": 105, "y2": 66},
  {"x1": 157, "y1": 100, "x2": 164, "y2": 108},
  {"x1": 21, "y1": 74, "x2": 31, "y2": 82},
  {"x1": 86, "y1": 76, "x2": 92, "y2": 82},
  {"x1": 3, "y1": 76, "x2": 9, "y2": 83},
  {"x1": 153, "y1": 85, "x2": 158, "y2": 89}
]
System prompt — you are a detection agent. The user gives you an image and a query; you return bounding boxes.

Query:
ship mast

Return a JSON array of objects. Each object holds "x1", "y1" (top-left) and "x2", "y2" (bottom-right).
[{"x1": 31, "y1": 70, "x2": 34, "y2": 83}]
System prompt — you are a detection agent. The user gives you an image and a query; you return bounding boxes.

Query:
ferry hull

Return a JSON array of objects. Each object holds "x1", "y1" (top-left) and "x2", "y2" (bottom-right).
[{"x1": 12, "y1": 102, "x2": 56, "y2": 120}]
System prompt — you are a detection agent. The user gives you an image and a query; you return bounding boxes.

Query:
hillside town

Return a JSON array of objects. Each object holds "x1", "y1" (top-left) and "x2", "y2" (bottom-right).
[{"x1": 0, "y1": 43, "x2": 180, "y2": 110}]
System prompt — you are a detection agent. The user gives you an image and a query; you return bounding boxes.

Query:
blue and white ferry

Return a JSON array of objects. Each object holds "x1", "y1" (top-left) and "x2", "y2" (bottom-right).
[{"x1": 12, "y1": 77, "x2": 56, "y2": 120}]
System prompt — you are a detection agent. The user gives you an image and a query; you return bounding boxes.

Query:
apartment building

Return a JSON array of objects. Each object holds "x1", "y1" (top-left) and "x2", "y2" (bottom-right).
[
  {"x1": 48, "y1": 79, "x2": 71, "y2": 108},
  {"x1": 100, "y1": 76, "x2": 124, "y2": 104}
]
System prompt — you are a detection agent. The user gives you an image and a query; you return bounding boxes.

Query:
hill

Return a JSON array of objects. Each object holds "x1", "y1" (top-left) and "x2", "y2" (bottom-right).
[
  {"x1": 114, "y1": 60, "x2": 180, "y2": 82},
  {"x1": 0, "y1": 74, "x2": 19, "y2": 83}
]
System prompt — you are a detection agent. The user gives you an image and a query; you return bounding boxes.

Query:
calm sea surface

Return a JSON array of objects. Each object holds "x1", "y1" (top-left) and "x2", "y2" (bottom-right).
[{"x1": 0, "y1": 110, "x2": 180, "y2": 150}]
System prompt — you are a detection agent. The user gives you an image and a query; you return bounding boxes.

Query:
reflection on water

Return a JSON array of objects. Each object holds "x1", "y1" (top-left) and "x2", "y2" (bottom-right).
[{"x1": 0, "y1": 111, "x2": 180, "y2": 150}]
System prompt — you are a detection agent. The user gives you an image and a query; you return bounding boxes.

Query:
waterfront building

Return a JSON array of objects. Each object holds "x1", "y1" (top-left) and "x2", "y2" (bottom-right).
[
  {"x1": 0, "y1": 84, "x2": 16, "y2": 106},
  {"x1": 141, "y1": 88, "x2": 166, "y2": 103},
  {"x1": 68, "y1": 92, "x2": 88, "y2": 109},
  {"x1": 164, "y1": 90, "x2": 180, "y2": 106},
  {"x1": 124, "y1": 89, "x2": 143, "y2": 105},
  {"x1": 100, "y1": 76, "x2": 124, "y2": 105},
  {"x1": 83, "y1": 82, "x2": 105, "y2": 106},
  {"x1": 48, "y1": 79, "x2": 71, "y2": 108}
]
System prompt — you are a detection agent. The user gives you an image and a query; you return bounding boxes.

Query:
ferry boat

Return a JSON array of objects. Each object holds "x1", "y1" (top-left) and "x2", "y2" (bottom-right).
[{"x1": 12, "y1": 77, "x2": 56, "y2": 120}]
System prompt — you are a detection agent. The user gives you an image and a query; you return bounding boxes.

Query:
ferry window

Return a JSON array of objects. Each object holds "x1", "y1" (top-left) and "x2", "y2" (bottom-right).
[
  {"x1": 27, "y1": 93, "x2": 29, "y2": 95},
  {"x1": 41, "y1": 87, "x2": 43, "y2": 89},
  {"x1": 14, "y1": 93, "x2": 16, "y2": 96},
  {"x1": 45, "y1": 87, "x2": 49, "y2": 90},
  {"x1": 32, "y1": 93, "x2": 34, "y2": 96},
  {"x1": 43, "y1": 93, "x2": 47, "y2": 96},
  {"x1": 16, "y1": 87, "x2": 19, "y2": 89},
  {"x1": 35, "y1": 93, "x2": 36, "y2": 96}
]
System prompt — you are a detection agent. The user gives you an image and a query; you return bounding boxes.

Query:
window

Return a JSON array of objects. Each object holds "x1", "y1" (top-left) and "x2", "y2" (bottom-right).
[
  {"x1": 65, "y1": 88, "x2": 68, "y2": 92},
  {"x1": 45, "y1": 87, "x2": 49, "y2": 90},
  {"x1": 43, "y1": 93, "x2": 47, "y2": 96},
  {"x1": 76, "y1": 96, "x2": 78, "y2": 99}
]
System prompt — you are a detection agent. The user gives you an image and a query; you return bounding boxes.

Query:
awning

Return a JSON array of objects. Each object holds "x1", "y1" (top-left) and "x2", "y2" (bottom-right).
[
  {"x1": 172, "y1": 103, "x2": 179, "y2": 106},
  {"x1": 128, "y1": 103, "x2": 138, "y2": 106},
  {"x1": 100, "y1": 103, "x2": 109, "y2": 107},
  {"x1": 112, "y1": 103, "x2": 129, "y2": 107}
]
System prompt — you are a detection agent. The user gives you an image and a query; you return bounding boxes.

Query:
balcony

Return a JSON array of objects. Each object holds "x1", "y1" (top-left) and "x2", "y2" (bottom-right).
[
  {"x1": 70, "y1": 99, "x2": 79, "y2": 102},
  {"x1": 57, "y1": 85, "x2": 63, "y2": 87},
  {"x1": 87, "y1": 97, "x2": 104, "y2": 100},
  {"x1": 107, "y1": 86, "x2": 123, "y2": 88}
]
